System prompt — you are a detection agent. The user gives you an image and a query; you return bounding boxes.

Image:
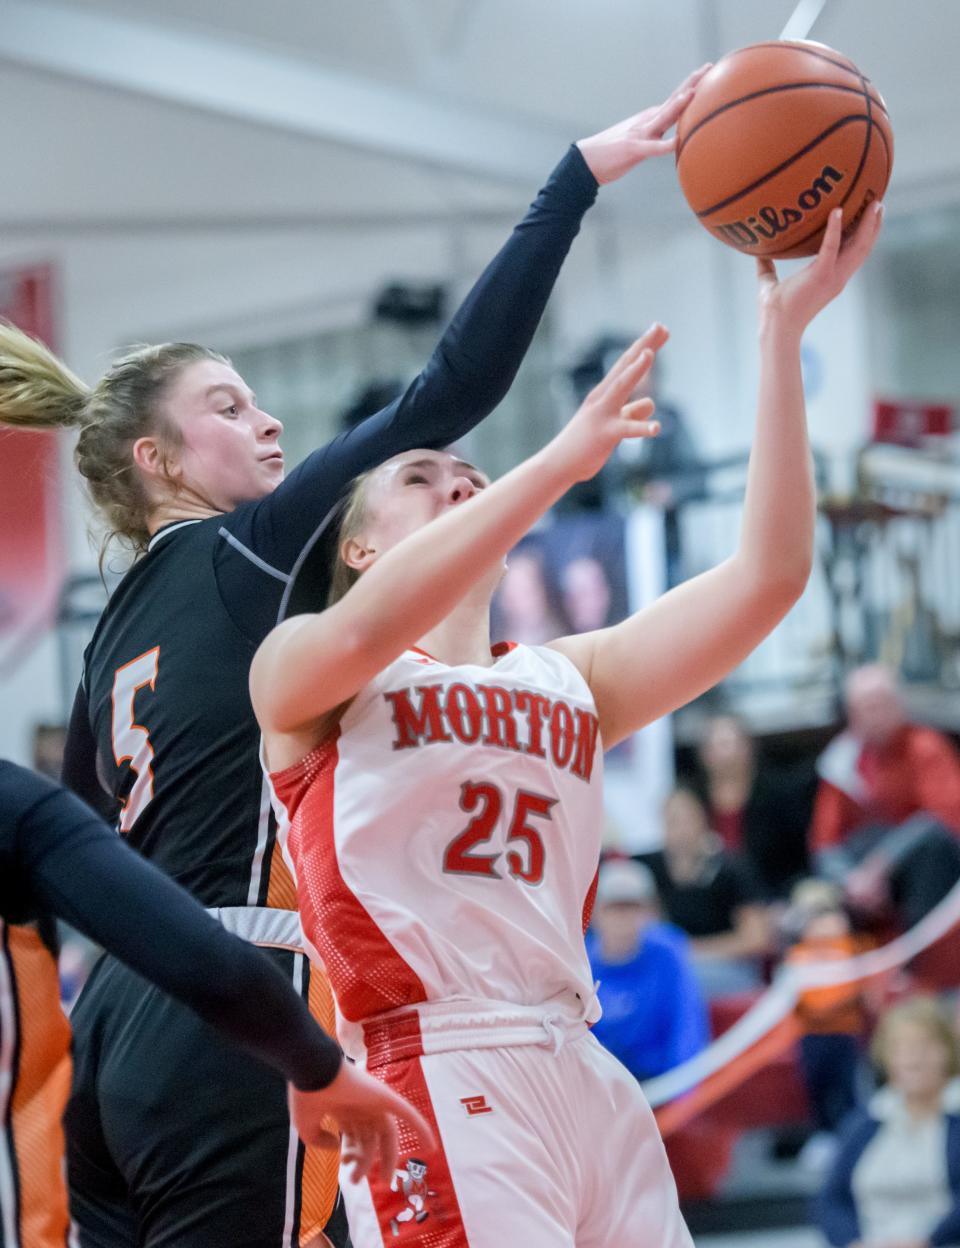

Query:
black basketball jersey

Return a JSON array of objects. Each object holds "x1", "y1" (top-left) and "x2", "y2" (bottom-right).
[
  {"x1": 80, "y1": 517, "x2": 290, "y2": 907},
  {"x1": 61, "y1": 145, "x2": 598, "y2": 910}
]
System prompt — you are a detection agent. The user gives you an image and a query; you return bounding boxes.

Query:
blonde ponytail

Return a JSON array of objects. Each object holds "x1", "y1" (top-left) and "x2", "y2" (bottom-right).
[
  {"x1": 1, "y1": 324, "x2": 227, "y2": 558},
  {"x1": 0, "y1": 320, "x2": 89, "y2": 430}
]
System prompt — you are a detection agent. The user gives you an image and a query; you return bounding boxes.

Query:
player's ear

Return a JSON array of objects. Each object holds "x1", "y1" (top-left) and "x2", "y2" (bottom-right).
[
  {"x1": 133, "y1": 434, "x2": 179, "y2": 482},
  {"x1": 341, "y1": 533, "x2": 377, "y2": 573}
]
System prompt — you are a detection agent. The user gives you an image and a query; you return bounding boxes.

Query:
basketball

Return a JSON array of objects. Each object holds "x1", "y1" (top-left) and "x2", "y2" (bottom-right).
[{"x1": 675, "y1": 41, "x2": 894, "y2": 258}]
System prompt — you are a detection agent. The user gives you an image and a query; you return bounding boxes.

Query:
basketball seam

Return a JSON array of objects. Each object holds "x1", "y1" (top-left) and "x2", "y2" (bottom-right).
[
  {"x1": 677, "y1": 80, "x2": 889, "y2": 161},
  {"x1": 696, "y1": 114, "x2": 872, "y2": 218},
  {"x1": 736, "y1": 42, "x2": 868, "y2": 82},
  {"x1": 781, "y1": 68, "x2": 878, "y2": 255},
  {"x1": 873, "y1": 119, "x2": 892, "y2": 170}
]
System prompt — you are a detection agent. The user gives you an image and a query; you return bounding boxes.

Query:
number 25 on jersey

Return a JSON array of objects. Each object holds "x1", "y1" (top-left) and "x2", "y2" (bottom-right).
[{"x1": 444, "y1": 780, "x2": 557, "y2": 885}]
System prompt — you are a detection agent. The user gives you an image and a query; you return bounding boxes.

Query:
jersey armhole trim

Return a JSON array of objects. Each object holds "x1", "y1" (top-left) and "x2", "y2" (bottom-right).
[{"x1": 218, "y1": 527, "x2": 291, "y2": 584}]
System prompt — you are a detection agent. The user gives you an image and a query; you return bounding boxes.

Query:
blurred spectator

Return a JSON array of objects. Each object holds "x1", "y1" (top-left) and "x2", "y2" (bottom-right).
[
  {"x1": 697, "y1": 714, "x2": 817, "y2": 900},
  {"x1": 783, "y1": 880, "x2": 869, "y2": 1167},
  {"x1": 567, "y1": 337, "x2": 705, "y2": 582},
  {"x1": 812, "y1": 665, "x2": 960, "y2": 928},
  {"x1": 587, "y1": 858, "x2": 708, "y2": 1081},
  {"x1": 637, "y1": 787, "x2": 772, "y2": 999},
  {"x1": 627, "y1": 360, "x2": 704, "y2": 498},
  {"x1": 817, "y1": 996, "x2": 960, "y2": 1248},
  {"x1": 496, "y1": 549, "x2": 564, "y2": 645},
  {"x1": 627, "y1": 354, "x2": 705, "y2": 587},
  {"x1": 32, "y1": 721, "x2": 67, "y2": 780},
  {"x1": 559, "y1": 555, "x2": 613, "y2": 633}
]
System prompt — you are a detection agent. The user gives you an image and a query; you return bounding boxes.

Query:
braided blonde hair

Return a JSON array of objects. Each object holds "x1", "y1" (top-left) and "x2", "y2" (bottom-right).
[{"x1": 0, "y1": 321, "x2": 228, "y2": 558}]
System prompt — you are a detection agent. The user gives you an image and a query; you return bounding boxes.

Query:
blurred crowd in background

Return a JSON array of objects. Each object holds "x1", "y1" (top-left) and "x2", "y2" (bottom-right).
[{"x1": 42, "y1": 642, "x2": 960, "y2": 1244}]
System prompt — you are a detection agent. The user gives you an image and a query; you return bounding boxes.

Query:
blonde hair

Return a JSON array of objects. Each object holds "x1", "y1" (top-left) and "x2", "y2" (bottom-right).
[
  {"x1": 0, "y1": 320, "x2": 227, "y2": 558},
  {"x1": 327, "y1": 469, "x2": 376, "y2": 606},
  {"x1": 871, "y1": 996, "x2": 960, "y2": 1079}
]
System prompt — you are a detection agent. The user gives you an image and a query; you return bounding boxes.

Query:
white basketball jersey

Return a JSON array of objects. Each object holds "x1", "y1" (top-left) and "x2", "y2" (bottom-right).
[{"x1": 269, "y1": 643, "x2": 604, "y2": 1058}]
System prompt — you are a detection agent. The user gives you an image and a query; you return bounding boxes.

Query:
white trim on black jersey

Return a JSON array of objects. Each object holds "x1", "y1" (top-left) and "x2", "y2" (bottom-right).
[
  {"x1": 218, "y1": 529, "x2": 290, "y2": 584},
  {"x1": 146, "y1": 520, "x2": 202, "y2": 552},
  {"x1": 281, "y1": 953, "x2": 305, "y2": 1246},
  {"x1": 247, "y1": 763, "x2": 275, "y2": 906}
]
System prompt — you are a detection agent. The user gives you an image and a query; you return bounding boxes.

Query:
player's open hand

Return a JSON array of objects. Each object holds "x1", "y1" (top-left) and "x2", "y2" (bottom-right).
[
  {"x1": 576, "y1": 65, "x2": 712, "y2": 184},
  {"x1": 756, "y1": 201, "x2": 884, "y2": 335},
  {"x1": 289, "y1": 1060, "x2": 435, "y2": 1184},
  {"x1": 552, "y1": 322, "x2": 667, "y2": 483}
]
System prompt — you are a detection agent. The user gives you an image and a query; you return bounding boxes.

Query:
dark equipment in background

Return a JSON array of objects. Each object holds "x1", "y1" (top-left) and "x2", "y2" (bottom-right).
[
  {"x1": 337, "y1": 380, "x2": 405, "y2": 431},
  {"x1": 373, "y1": 281, "x2": 447, "y2": 326}
]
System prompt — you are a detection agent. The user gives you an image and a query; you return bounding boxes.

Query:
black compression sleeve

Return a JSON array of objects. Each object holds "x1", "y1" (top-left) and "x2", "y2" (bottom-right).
[
  {"x1": 232, "y1": 146, "x2": 599, "y2": 573},
  {"x1": 11, "y1": 769, "x2": 341, "y2": 1089}
]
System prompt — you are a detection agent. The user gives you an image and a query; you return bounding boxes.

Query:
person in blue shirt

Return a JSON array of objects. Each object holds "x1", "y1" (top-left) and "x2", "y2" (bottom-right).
[{"x1": 587, "y1": 857, "x2": 709, "y2": 1082}]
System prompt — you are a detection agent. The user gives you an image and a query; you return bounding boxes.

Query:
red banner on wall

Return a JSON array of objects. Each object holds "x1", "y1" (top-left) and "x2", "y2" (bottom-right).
[
  {"x1": 0, "y1": 263, "x2": 65, "y2": 666},
  {"x1": 872, "y1": 397, "x2": 956, "y2": 447}
]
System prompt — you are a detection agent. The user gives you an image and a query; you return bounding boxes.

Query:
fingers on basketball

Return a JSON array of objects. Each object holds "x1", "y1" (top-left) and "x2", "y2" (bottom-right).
[
  {"x1": 684, "y1": 62, "x2": 713, "y2": 90},
  {"x1": 815, "y1": 208, "x2": 844, "y2": 270},
  {"x1": 637, "y1": 136, "x2": 678, "y2": 156},
  {"x1": 668, "y1": 64, "x2": 712, "y2": 109},
  {"x1": 650, "y1": 91, "x2": 694, "y2": 134},
  {"x1": 839, "y1": 201, "x2": 885, "y2": 276}
]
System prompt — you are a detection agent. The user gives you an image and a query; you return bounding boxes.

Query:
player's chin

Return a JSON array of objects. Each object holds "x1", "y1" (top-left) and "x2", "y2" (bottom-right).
[{"x1": 259, "y1": 458, "x2": 286, "y2": 487}]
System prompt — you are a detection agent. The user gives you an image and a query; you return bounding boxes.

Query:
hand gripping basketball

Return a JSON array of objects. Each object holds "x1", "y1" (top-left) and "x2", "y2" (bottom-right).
[
  {"x1": 577, "y1": 64, "x2": 712, "y2": 184},
  {"x1": 755, "y1": 200, "x2": 884, "y2": 335}
]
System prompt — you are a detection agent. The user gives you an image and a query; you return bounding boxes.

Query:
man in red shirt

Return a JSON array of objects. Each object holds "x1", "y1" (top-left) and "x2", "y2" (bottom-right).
[{"x1": 811, "y1": 664, "x2": 960, "y2": 926}]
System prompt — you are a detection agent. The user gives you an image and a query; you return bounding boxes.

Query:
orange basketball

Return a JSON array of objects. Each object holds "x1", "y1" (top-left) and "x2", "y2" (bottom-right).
[{"x1": 675, "y1": 41, "x2": 893, "y2": 259}]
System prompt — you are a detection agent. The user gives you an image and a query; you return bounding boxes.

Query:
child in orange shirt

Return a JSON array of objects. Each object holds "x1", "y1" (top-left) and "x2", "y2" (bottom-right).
[{"x1": 783, "y1": 881, "x2": 870, "y2": 1157}]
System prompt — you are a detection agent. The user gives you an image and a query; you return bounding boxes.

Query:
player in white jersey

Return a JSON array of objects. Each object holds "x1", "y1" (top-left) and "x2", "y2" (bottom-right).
[{"x1": 252, "y1": 202, "x2": 883, "y2": 1247}]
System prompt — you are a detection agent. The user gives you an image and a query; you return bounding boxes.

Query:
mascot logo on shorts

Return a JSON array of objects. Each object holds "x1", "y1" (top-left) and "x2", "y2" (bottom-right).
[{"x1": 389, "y1": 1158, "x2": 437, "y2": 1237}]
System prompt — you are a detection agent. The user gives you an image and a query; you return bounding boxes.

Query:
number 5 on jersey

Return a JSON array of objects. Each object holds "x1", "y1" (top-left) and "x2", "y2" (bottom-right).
[
  {"x1": 111, "y1": 647, "x2": 160, "y2": 833},
  {"x1": 443, "y1": 781, "x2": 557, "y2": 885}
]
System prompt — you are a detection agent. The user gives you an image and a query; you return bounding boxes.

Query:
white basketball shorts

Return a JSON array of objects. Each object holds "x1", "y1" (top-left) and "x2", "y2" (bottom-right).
[{"x1": 340, "y1": 998, "x2": 693, "y2": 1247}]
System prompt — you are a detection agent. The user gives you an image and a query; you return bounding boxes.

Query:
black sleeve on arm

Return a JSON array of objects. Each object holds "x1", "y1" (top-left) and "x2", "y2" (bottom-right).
[
  {"x1": 61, "y1": 681, "x2": 115, "y2": 822},
  {"x1": 15, "y1": 773, "x2": 341, "y2": 1090},
  {"x1": 233, "y1": 146, "x2": 599, "y2": 573}
]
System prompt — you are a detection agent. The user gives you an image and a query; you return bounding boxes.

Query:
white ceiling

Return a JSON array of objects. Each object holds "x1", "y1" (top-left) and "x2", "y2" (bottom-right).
[{"x1": 1, "y1": 0, "x2": 958, "y2": 237}]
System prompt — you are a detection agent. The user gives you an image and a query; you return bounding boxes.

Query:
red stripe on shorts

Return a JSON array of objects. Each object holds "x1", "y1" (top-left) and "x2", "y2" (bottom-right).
[
  {"x1": 272, "y1": 729, "x2": 427, "y2": 1022},
  {"x1": 363, "y1": 1011, "x2": 425, "y2": 1066},
  {"x1": 365, "y1": 1015, "x2": 470, "y2": 1247}
]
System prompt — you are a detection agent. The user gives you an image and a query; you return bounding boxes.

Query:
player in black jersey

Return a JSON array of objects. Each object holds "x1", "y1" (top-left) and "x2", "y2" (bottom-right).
[
  {"x1": 0, "y1": 760, "x2": 429, "y2": 1248},
  {"x1": 0, "y1": 70, "x2": 708, "y2": 1248}
]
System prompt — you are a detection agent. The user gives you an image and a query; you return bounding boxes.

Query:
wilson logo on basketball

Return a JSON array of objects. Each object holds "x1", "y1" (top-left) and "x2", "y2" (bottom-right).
[{"x1": 716, "y1": 165, "x2": 845, "y2": 249}]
